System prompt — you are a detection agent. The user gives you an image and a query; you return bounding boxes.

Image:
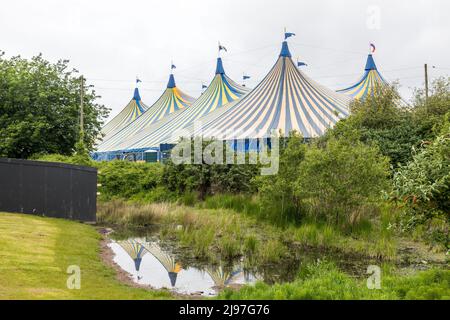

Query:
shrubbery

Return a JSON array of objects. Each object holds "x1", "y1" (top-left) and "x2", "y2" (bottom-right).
[
  {"x1": 163, "y1": 139, "x2": 260, "y2": 199},
  {"x1": 295, "y1": 137, "x2": 390, "y2": 227},
  {"x1": 392, "y1": 117, "x2": 450, "y2": 248}
]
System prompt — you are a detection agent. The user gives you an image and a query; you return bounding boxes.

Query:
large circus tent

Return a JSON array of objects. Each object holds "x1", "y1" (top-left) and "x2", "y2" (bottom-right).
[
  {"x1": 92, "y1": 38, "x2": 404, "y2": 161},
  {"x1": 184, "y1": 40, "x2": 351, "y2": 142},
  {"x1": 94, "y1": 56, "x2": 249, "y2": 160}
]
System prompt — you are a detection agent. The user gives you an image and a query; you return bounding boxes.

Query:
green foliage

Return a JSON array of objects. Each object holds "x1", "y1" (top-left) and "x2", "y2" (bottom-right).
[
  {"x1": 218, "y1": 261, "x2": 450, "y2": 300},
  {"x1": 392, "y1": 118, "x2": 450, "y2": 248},
  {"x1": 0, "y1": 52, "x2": 108, "y2": 158},
  {"x1": 327, "y1": 79, "x2": 450, "y2": 169},
  {"x1": 200, "y1": 194, "x2": 261, "y2": 217},
  {"x1": 163, "y1": 138, "x2": 259, "y2": 199},
  {"x1": 97, "y1": 161, "x2": 165, "y2": 200},
  {"x1": 34, "y1": 155, "x2": 168, "y2": 201},
  {"x1": 295, "y1": 137, "x2": 390, "y2": 227},
  {"x1": 255, "y1": 132, "x2": 307, "y2": 224}
]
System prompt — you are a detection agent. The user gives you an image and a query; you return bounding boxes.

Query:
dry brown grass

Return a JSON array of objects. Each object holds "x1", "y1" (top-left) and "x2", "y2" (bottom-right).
[{"x1": 97, "y1": 199, "x2": 171, "y2": 226}]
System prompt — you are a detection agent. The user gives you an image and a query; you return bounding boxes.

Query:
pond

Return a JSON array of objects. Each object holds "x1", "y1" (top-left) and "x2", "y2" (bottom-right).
[
  {"x1": 109, "y1": 237, "x2": 260, "y2": 296},
  {"x1": 108, "y1": 228, "x2": 380, "y2": 296}
]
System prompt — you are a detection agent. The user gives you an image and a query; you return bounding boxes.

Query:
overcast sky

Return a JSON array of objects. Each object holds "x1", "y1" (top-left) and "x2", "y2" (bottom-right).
[{"x1": 1, "y1": 0, "x2": 449, "y2": 120}]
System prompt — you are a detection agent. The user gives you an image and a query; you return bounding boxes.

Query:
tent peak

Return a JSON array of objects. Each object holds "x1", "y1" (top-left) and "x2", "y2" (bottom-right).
[
  {"x1": 167, "y1": 74, "x2": 176, "y2": 88},
  {"x1": 365, "y1": 54, "x2": 378, "y2": 71},
  {"x1": 280, "y1": 41, "x2": 292, "y2": 58},
  {"x1": 133, "y1": 87, "x2": 141, "y2": 101},
  {"x1": 215, "y1": 57, "x2": 225, "y2": 74}
]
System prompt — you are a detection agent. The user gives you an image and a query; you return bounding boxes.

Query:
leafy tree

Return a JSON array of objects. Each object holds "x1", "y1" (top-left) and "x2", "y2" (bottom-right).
[{"x1": 0, "y1": 51, "x2": 108, "y2": 158}]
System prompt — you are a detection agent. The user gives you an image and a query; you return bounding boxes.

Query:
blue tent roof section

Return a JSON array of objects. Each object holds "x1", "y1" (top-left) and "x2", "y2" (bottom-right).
[
  {"x1": 337, "y1": 54, "x2": 387, "y2": 100},
  {"x1": 365, "y1": 54, "x2": 377, "y2": 71},
  {"x1": 280, "y1": 41, "x2": 292, "y2": 57},
  {"x1": 133, "y1": 87, "x2": 142, "y2": 101},
  {"x1": 167, "y1": 74, "x2": 176, "y2": 88},
  {"x1": 215, "y1": 57, "x2": 225, "y2": 74},
  {"x1": 186, "y1": 41, "x2": 351, "y2": 140}
]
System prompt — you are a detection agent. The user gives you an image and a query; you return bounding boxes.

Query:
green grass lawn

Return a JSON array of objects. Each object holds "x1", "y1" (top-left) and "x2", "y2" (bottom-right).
[{"x1": 0, "y1": 212, "x2": 172, "y2": 300}]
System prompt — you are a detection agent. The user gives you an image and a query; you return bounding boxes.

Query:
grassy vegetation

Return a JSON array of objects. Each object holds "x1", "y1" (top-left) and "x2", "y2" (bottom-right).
[
  {"x1": 0, "y1": 212, "x2": 172, "y2": 299},
  {"x1": 97, "y1": 197, "x2": 399, "y2": 265},
  {"x1": 218, "y1": 261, "x2": 450, "y2": 300}
]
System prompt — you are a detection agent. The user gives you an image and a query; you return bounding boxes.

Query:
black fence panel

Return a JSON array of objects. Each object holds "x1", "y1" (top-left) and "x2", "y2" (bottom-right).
[{"x1": 0, "y1": 158, "x2": 97, "y2": 222}]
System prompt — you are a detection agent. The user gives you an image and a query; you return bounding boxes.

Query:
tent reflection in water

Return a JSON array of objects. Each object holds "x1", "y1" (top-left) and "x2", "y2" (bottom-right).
[
  {"x1": 143, "y1": 242, "x2": 182, "y2": 287},
  {"x1": 116, "y1": 239, "x2": 147, "y2": 276},
  {"x1": 205, "y1": 265, "x2": 253, "y2": 288}
]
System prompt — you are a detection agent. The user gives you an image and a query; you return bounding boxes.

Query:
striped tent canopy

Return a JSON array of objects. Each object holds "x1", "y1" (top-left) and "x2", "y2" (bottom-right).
[
  {"x1": 206, "y1": 265, "x2": 243, "y2": 287},
  {"x1": 97, "y1": 57, "x2": 250, "y2": 153},
  {"x1": 96, "y1": 74, "x2": 194, "y2": 151},
  {"x1": 143, "y1": 242, "x2": 182, "y2": 287},
  {"x1": 188, "y1": 41, "x2": 351, "y2": 140},
  {"x1": 101, "y1": 87, "x2": 149, "y2": 137},
  {"x1": 336, "y1": 54, "x2": 387, "y2": 99},
  {"x1": 117, "y1": 239, "x2": 147, "y2": 272}
]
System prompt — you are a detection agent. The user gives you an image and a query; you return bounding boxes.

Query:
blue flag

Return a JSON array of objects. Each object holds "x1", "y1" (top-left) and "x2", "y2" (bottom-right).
[
  {"x1": 284, "y1": 32, "x2": 296, "y2": 40},
  {"x1": 243, "y1": 75, "x2": 251, "y2": 80},
  {"x1": 297, "y1": 61, "x2": 307, "y2": 67}
]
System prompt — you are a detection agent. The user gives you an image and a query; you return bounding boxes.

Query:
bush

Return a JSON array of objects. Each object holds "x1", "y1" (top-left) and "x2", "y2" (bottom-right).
[
  {"x1": 255, "y1": 132, "x2": 307, "y2": 224},
  {"x1": 96, "y1": 160, "x2": 164, "y2": 199},
  {"x1": 392, "y1": 117, "x2": 450, "y2": 248},
  {"x1": 295, "y1": 137, "x2": 390, "y2": 227},
  {"x1": 163, "y1": 138, "x2": 259, "y2": 199}
]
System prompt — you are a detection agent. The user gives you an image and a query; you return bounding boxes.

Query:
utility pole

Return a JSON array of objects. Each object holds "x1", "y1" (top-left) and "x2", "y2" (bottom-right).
[
  {"x1": 424, "y1": 63, "x2": 429, "y2": 103},
  {"x1": 80, "y1": 76, "x2": 84, "y2": 136}
]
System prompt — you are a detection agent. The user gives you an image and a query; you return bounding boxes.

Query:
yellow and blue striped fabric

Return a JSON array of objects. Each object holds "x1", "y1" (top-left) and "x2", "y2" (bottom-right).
[
  {"x1": 101, "y1": 88, "x2": 149, "y2": 137},
  {"x1": 96, "y1": 74, "x2": 194, "y2": 151},
  {"x1": 117, "y1": 239, "x2": 147, "y2": 272},
  {"x1": 336, "y1": 54, "x2": 387, "y2": 99},
  {"x1": 187, "y1": 41, "x2": 351, "y2": 140},
  {"x1": 98, "y1": 58, "x2": 249, "y2": 152},
  {"x1": 143, "y1": 242, "x2": 182, "y2": 287}
]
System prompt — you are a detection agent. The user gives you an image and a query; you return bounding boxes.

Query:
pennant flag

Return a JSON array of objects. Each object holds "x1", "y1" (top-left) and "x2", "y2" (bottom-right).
[
  {"x1": 284, "y1": 32, "x2": 296, "y2": 40},
  {"x1": 370, "y1": 43, "x2": 376, "y2": 53},
  {"x1": 219, "y1": 44, "x2": 227, "y2": 52},
  {"x1": 243, "y1": 75, "x2": 251, "y2": 80},
  {"x1": 297, "y1": 61, "x2": 307, "y2": 67},
  {"x1": 136, "y1": 78, "x2": 142, "y2": 83},
  {"x1": 202, "y1": 83, "x2": 207, "y2": 89},
  {"x1": 171, "y1": 64, "x2": 176, "y2": 70}
]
